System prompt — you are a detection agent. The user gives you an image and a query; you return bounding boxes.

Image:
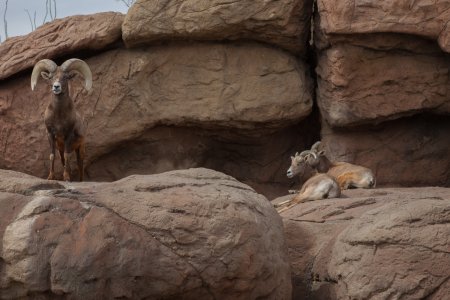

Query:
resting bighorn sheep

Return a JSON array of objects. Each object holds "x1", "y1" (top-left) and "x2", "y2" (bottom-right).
[
  {"x1": 308, "y1": 141, "x2": 376, "y2": 189},
  {"x1": 31, "y1": 58, "x2": 92, "y2": 181},
  {"x1": 275, "y1": 151, "x2": 341, "y2": 213}
]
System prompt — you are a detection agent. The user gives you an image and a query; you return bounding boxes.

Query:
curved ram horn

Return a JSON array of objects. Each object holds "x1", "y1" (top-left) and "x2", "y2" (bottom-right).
[
  {"x1": 298, "y1": 150, "x2": 317, "y2": 159},
  {"x1": 61, "y1": 58, "x2": 93, "y2": 91},
  {"x1": 310, "y1": 141, "x2": 322, "y2": 153},
  {"x1": 31, "y1": 59, "x2": 57, "y2": 91}
]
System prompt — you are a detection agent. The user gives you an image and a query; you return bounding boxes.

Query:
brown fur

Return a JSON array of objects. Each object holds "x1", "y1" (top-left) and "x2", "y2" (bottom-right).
[{"x1": 32, "y1": 59, "x2": 92, "y2": 181}]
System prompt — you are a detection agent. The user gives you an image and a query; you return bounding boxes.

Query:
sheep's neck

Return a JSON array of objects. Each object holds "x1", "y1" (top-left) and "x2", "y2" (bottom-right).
[{"x1": 51, "y1": 93, "x2": 74, "y2": 115}]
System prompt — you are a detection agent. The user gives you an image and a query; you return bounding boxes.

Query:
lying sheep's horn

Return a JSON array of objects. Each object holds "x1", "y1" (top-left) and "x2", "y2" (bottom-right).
[
  {"x1": 61, "y1": 58, "x2": 93, "y2": 91},
  {"x1": 31, "y1": 59, "x2": 57, "y2": 91},
  {"x1": 299, "y1": 150, "x2": 317, "y2": 158},
  {"x1": 307, "y1": 151, "x2": 318, "y2": 159},
  {"x1": 311, "y1": 141, "x2": 322, "y2": 153}
]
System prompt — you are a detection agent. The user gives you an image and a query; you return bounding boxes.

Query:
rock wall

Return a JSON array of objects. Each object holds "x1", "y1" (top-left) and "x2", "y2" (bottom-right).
[
  {"x1": 1, "y1": 1, "x2": 450, "y2": 300},
  {"x1": 0, "y1": 0, "x2": 449, "y2": 195},
  {"x1": 0, "y1": 4, "x2": 317, "y2": 199},
  {"x1": 314, "y1": 0, "x2": 450, "y2": 188}
]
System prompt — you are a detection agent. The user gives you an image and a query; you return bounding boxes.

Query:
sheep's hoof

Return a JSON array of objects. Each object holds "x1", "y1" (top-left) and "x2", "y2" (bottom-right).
[
  {"x1": 63, "y1": 172, "x2": 71, "y2": 182},
  {"x1": 47, "y1": 173, "x2": 55, "y2": 180}
]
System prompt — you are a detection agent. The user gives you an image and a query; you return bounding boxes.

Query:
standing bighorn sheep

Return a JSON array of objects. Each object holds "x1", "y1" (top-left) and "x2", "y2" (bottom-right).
[
  {"x1": 308, "y1": 141, "x2": 376, "y2": 189},
  {"x1": 31, "y1": 58, "x2": 92, "y2": 181},
  {"x1": 275, "y1": 151, "x2": 341, "y2": 213}
]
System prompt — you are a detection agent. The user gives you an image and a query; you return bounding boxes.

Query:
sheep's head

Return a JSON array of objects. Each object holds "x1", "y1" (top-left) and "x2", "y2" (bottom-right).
[
  {"x1": 286, "y1": 150, "x2": 317, "y2": 178},
  {"x1": 31, "y1": 58, "x2": 92, "y2": 95}
]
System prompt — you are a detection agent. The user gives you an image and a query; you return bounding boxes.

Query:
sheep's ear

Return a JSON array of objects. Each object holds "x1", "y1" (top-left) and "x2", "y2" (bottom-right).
[{"x1": 41, "y1": 72, "x2": 52, "y2": 80}]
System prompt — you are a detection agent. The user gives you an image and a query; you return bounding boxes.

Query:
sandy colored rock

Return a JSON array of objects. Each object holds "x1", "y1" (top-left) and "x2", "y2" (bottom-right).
[
  {"x1": 0, "y1": 43, "x2": 313, "y2": 198},
  {"x1": 273, "y1": 188, "x2": 450, "y2": 299},
  {"x1": 316, "y1": 0, "x2": 450, "y2": 53},
  {"x1": 320, "y1": 114, "x2": 450, "y2": 187},
  {"x1": 329, "y1": 198, "x2": 450, "y2": 299},
  {"x1": 0, "y1": 12, "x2": 124, "y2": 80},
  {"x1": 316, "y1": 44, "x2": 450, "y2": 127},
  {"x1": 0, "y1": 168, "x2": 291, "y2": 299},
  {"x1": 122, "y1": 0, "x2": 313, "y2": 55}
]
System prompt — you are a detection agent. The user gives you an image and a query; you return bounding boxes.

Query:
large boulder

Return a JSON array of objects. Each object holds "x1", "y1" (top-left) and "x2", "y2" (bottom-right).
[
  {"x1": 0, "y1": 42, "x2": 313, "y2": 198},
  {"x1": 122, "y1": 0, "x2": 313, "y2": 55},
  {"x1": 0, "y1": 168, "x2": 291, "y2": 299},
  {"x1": 0, "y1": 12, "x2": 124, "y2": 80},
  {"x1": 274, "y1": 188, "x2": 450, "y2": 299},
  {"x1": 329, "y1": 196, "x2": 450, "y2": 299},
  {"x1": 314, "y1": 2, "x2": 450, "y2": 127},
  {"x1": 316, "y1": 0, "x2": 450, "y2": 53},
  {"x1": 316, "y1": 43, "x2": 450, "y2": 127}
]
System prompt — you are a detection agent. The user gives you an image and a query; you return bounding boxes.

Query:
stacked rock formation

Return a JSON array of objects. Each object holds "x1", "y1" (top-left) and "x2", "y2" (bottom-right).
[{"x1": 0, "y1": 1, "x2": 316, "y2": 199}]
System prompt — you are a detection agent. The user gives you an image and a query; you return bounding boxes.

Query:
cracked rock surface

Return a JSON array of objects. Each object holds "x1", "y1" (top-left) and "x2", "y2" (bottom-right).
[
  {"x1": 273, "y1": 188, "x2": 450, "y2": 299},
  {"x1": 0, "y1": 168, "x2": 291, "y2": 299},
  {"x1": 122, "y1": 0, "x2": 313, "y2": 55}
]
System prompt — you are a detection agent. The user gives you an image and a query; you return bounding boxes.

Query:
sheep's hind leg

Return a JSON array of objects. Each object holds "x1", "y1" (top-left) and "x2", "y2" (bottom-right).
[
  {"x1": 76, "y1": 142, "x2": 85, "y2": 182},
  {"x1": 62, "y1": 152, "x2": 71, "y2": 181},
  {"x1": 48, "y1": 153, "x2": 56, "y2": 180},
  {"x1": 47, "y1": 133, "x2": 56, "y2": 180}
]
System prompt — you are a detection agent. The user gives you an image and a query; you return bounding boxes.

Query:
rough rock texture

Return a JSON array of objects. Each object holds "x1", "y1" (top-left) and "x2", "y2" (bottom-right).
[
  {"x1": 273, "y1": 188, "x2": 450, "y2": 299},
  {"x1": 122, "y1": 0, "x2": 313, "y2": 55},
  {"x1": 316, "y1": 0, "x2": 450, "y2": 53},
  {"x1": 0, "y1": 168, "x2": 291, "y2": 299},
  {"x1": 0, "y1": 12, "x2": 124, "y2": 80},
  {"x1": 316, "y1": 43, "x2": 450, "y2": 127},
  {"x1": 320, "y1": 114, "x2": 450, "y2": 187},
  {"x1": 0, "y1": 42, "x2": 313, "y2": 199},
  {"x1": 329, "y1": 197, "x2": 450, "y2": 299},
  {"x1": 85, "y1": 122, "x2": 320, "y2": 200}
]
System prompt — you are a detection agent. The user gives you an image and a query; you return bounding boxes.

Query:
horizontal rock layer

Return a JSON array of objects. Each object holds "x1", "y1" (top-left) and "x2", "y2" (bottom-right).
[
  {"x1": 122, "y1": 0, "x2": 313, "y2": 55},
  {"x1": 316, "y1": 43, "x2": 450, "y2": 127},
  {"x1": 316, "y1": 0, "x2": 450, "y2": 53},
  {"x1": 0, "y1": 12, "x2": 124, "y2": 80}
]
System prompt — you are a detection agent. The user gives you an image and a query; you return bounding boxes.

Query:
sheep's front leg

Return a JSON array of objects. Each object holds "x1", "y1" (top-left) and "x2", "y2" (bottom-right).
[
  {"x1": 76, "y1": 141, "x2": 85, "y2": 182},
  {"x1": 63, "y1": 136, "x2": 74, "y2": 182},
  {"x1": 63, "y1": 152, "x2": 71, "y2": 181},
  {"x1": 47, "y1": 132, "x2": 56, "y2": 180}
]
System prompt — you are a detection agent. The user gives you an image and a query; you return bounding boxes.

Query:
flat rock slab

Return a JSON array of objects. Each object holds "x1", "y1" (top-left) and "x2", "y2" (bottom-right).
[
  {"x1": 0, "y1": 12, "x2": 124, "y2": 80},
  {"x1": 273, "y1": 188, "x2": 450, "y2": 299},
  {"x1": 316, "y1": 0, "x2": 450, "y2": 53},
  {"x1": 0, "y1": 168, "x2": 291, "y2": 299},
  {"x1": 316, "y1": 44, "x2": 450, "y2": 127},
  {"x1": 122, "y1": 0, "x2": 313, "y2": 55}
]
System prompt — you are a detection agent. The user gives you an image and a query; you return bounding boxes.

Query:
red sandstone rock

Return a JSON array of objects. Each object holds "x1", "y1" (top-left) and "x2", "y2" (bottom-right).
[
  {"x1": 122, "y1": 0, "x2": 313, "y2": 55},
  {"x1": 0, "y1": 43, "x2": 313, "y2": 199},
  {"x1": 0, "y1": 12, "x2": 124, "y2": 80},
  {"x1": 273, "y1": 187, "x2": 450, "y2": 299},
  {"x1": 316, "y1": 0, "x2": 450, "y2": 53},
  {"x1": 316, "y1": 44, "x2": 450, "y2": 127},
  {"x1": 0, "y1": 168, "x2": 291, "y2": 299}
]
